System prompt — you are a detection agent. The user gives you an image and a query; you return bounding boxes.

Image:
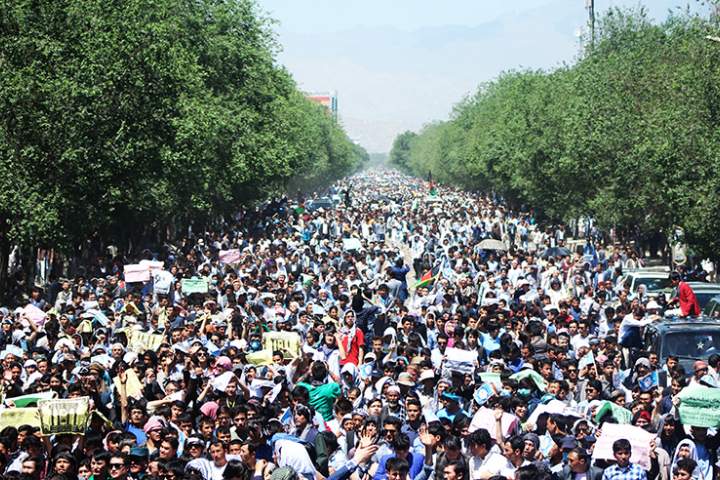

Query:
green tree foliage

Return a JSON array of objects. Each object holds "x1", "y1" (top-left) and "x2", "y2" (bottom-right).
[
  {"x1": 0, "y1": 0, "x2": 365, "y2": 258},
  {"x1": 388, "y1": 131, "x2": 417, "y2": 173},
  {"x1": 390, "y1": 8, "x2": 720, "y2": 259}
]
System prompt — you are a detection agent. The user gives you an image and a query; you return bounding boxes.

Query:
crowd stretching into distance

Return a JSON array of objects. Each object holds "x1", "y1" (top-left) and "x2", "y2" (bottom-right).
[{"x1": 0, "y1": 170, "x2": 715, "y2": 480}]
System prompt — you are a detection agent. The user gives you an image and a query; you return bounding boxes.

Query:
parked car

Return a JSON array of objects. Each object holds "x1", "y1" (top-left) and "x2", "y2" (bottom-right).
[
  {"x1": 644, "y1": 316, "x2": 720, "y2": 373},
  {"x1": 684, "y1": 282, "x2": 720, "y2": 311},
  {"x1": 621, "y1": 270, "x2": 672, "y2": 297}
]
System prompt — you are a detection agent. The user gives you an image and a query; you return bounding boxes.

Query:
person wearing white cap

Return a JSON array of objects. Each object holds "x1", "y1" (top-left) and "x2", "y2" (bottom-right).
[{"x1": 416, "y1": 370, "x2": 436, "y2": 411}]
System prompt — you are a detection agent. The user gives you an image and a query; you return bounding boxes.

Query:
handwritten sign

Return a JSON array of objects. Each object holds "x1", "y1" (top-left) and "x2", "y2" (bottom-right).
[
  {"x1": 124, "y1": 264, "x2": 150, "y2": 283},
  {"x1": 181, "y1": 277, "x2": 209, "y2": 295},
  {"x1": 127, "y1": 330, "x2": 165, "y2": 353},
  {"x1": 139, "y1": 260, "x2": 164, "y2": 273},
  {"x1": 262, "y1": 332, "x2": 301, "y2": 358},
  {"x1": 592, "y1": 423, "x2": 654, "y2": 470},
  {"x1": 38, "y1": 397, "x2": 90, "y2": 435},
  {"x1": 678, "y1": 384, "x2": 720, "y2": 428},
  {"x1": 219, "y1": 249, "x2": 241, "y2": 265}
]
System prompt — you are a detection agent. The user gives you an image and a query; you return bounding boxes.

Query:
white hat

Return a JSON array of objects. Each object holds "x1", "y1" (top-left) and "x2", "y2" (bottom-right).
[
  {"x1": 646, "y1": 300, "x2": 661, "y2": 310},
  {"x1": 419, "y1": 370, "x2": 435, "y2": 382}
]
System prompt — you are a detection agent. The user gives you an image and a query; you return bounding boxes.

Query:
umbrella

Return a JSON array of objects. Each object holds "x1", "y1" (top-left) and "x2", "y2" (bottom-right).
[
  {"x1": 478, "y1": 239, "x2": 507, "y2": 251},
  {"x1": 540, "y1": 246, "x2": 572, "y2": 259}
]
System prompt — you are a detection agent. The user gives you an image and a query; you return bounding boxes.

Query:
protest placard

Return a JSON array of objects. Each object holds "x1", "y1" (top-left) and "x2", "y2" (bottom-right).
[
  {"x1": 578, "y1": 351, "x2": 595, "y2": 370},
  {"x1": 6, "y1": 391, "x2": 55, "y2": 408},
  {"x1": 469, "y1": 406, "x2": 519, "y2": 439},
  {"x1": 124, "y1": 264, "x2": 150, "y2": 283},
  {"x1": 85, "y1": 309, "x2": 110, "y2": 327},
  {"x1": 592, "y1": 423, "x2": 654, "y2": 470},
  {"x1": 262, "y1": 332, "x2": 301, "y2": 358},
  {"x1": 510, "y1": 369, "x2": 548, "y2": 391},
  {"x1": 0, "y1": 407, "x2": 41, "y2": 430},
  {"x1": 594, "y1": 400, "x2": 633, "y2": 424},
  {"x1": 479, "y1": 372, "x2": 502, "y2": 387},
  {"x1": 139, "y1": 259, "x2": 164, "y2": 273},
  {"x1": 127, "y1": 330, "x2": 165, "y2": 353},
  {"x1": 342, "y1": 238, "x2": 362, "y2": 251},
  {"x1": 37, "y1": 397, "x2": 90, "y2": 435},
  {"x1": 443, "y1": 347, "x2": 477, "y2": 375},
  {"x1": 22, "y1": 304, "x2": 46, "y2": 326},
  {"x1": 219, "y1": 249, "x2": 242, "y2": 264},
  {"x1": 153, "y1": 270, "x2": 174, "y2": 295},
  {"x1": 182, "y1": 277, "x2": 209, "y2": 294},
  {"x1": 245, "y1": 350, "x2": 274, "y2": 366},
  {"x1": 526, "y1": 399, "x2": 584, "y2": 426},
  {"x1": 678, "y1": 384, "x2": 720, "y2": 428},
  {"x1": 113, "y1": 369, "x2": 144, "y2": 399},
  {"x1": 473, "y1": 384, "x2": 495, "y2": 406}
]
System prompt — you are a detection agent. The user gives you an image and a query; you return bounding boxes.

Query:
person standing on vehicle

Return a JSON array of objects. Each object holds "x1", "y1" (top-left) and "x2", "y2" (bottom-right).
[{"x1": 669, "y1": 272, "x2": 701, "y2": 317}]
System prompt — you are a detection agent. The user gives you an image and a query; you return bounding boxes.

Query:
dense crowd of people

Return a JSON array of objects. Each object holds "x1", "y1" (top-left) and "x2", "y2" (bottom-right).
[{"x1": 0, "y1": 170, "x2": 716, "y2": 480}]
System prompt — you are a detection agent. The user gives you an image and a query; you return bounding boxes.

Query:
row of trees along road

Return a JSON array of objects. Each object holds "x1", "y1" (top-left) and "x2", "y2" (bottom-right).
[
  {"x1": 0, "y1": 0, "x2": 368, "y2": 295},
  {"x1": 390, "y1": 8, "x2": 720, "y2": 262}
]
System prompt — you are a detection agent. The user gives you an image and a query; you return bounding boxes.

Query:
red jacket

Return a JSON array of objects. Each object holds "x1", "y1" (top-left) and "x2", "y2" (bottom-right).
[{"x1": 678, "y1": 281, "x2": 701, "y2": 316}]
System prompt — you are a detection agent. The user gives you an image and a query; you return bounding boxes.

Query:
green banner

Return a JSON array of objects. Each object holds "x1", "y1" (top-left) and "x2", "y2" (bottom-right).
[
  {"x1": 6, "y1": 391, "x2": 56, "y2": 408},
  {"x1": 595, "y1": 400, "x2": 633, "y2": 424},
  {"x1": 181, "y1": 277, "x2": 208, "y2": 294},
  {"x1": 510, "y1": 369, "x2": 547, "y2": 391},
  {"x1": 678, "y1": 385, "x2": 720, "y2": 428}
]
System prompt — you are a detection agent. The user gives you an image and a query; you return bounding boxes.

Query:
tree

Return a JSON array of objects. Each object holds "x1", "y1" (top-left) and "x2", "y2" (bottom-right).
[{"x1": 0, "y1": 0, "x2": 366, "y2": 297}]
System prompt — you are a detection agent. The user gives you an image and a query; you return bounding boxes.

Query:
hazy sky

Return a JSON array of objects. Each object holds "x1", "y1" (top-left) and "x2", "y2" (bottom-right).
[{"x1": 257, "y1": 0, "x2": 703, "y2": 153}]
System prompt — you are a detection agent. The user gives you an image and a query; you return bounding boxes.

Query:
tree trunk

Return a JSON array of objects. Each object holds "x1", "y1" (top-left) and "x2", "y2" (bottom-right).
[{"x1": 0, "y1": 235, "x2": 10, "y2": 303}]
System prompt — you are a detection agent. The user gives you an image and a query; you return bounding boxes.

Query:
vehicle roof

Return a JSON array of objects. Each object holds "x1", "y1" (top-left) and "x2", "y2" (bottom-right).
[
  {"x1": 626, "y1": 271, "x2": 669, "y2": 278},
  {"x1": 649, "y1": 317, "x2": 720, "y2": 332},
  {"x1": 687, "y1": 282, "x2": 720, "y2": 289},
  {"x1": 625, "y1": 266, "x2": 671, "y2": 273}
]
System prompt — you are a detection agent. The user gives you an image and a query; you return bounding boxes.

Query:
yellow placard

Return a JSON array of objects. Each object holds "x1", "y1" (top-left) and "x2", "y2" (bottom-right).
[
  {"x1": 262, "y1": 332, "x2": 301, "y2": 358},
  {"x1": 0, "y1": 407, "x2": 41, "y2": 430}
]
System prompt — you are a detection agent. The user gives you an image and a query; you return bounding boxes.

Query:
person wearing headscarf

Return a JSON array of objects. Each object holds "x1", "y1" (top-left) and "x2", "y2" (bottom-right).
[
  {"x1": 671, "y1": 439, "x2": 705, "y2": 480},
  {"x1": 274, "y1": 439, "x2": 316, "y2": 480}
]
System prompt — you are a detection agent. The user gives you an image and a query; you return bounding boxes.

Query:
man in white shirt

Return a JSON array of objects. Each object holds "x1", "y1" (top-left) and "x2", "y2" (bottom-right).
[
  {"x1": 467, "y1": 429, "x2": 514, "y2": 480},
  {"x1": 185, "y1": 441, "x2": 241, "y2": 480}
]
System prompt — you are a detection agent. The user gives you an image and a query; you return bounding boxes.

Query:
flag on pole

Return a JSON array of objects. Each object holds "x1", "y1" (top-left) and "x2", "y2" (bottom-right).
[
  {"x1": 415, "y1": 262, "x2": 441, "y2": 289},
  {"x1": 638, "y1": 371, "x2": 659, "y2": 392}
]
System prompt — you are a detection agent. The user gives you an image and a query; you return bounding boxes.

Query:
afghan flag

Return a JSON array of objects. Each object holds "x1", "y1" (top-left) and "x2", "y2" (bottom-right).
[{"x1": 415, "y1": 263, "x2": 441, "y2": 289}]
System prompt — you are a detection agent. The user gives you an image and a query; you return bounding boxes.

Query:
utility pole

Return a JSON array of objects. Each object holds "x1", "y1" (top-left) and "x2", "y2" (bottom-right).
[{"x1": 586, "y1": 0, "x2": 595, "y2": 47}]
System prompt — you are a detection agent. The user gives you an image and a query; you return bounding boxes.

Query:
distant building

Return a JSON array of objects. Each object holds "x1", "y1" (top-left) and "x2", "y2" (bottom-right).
[{"x1": 305, "y1": 91, "x2": 338, "y2": 120}]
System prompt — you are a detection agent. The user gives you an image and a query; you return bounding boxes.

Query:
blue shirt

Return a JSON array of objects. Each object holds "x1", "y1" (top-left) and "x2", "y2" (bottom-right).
[
  {"x1": 480, "y1": 330, "x2": 504, "y2": 354},
  {"x1": 373, "y1": 452, "x2": 425, "y2": 480},
  {"x1": 601, "y1": 464, "x2": 647, "y2": 480},
  {"x1": 126, "y1": 423, "x2": 147, "y2": 446}
]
